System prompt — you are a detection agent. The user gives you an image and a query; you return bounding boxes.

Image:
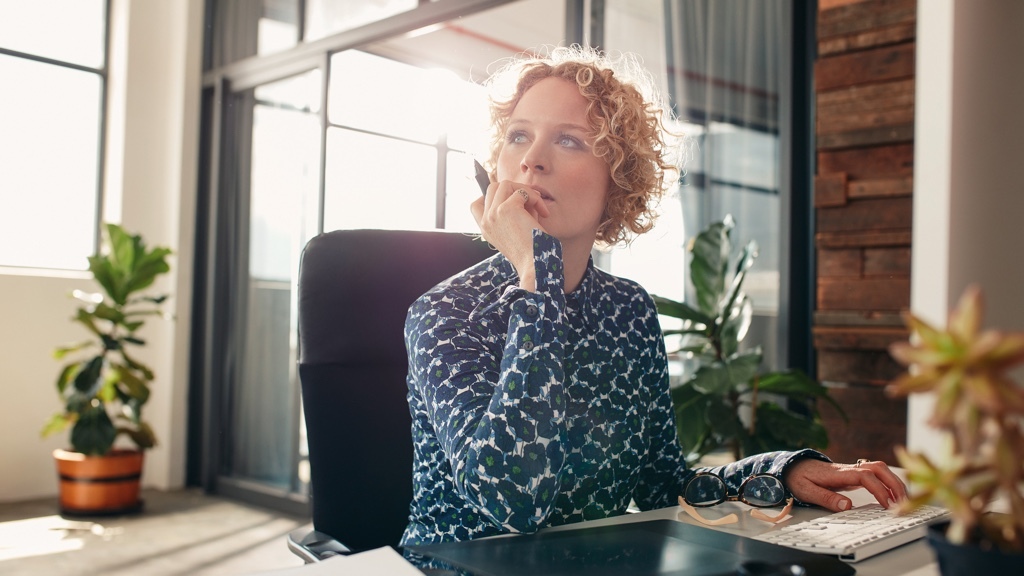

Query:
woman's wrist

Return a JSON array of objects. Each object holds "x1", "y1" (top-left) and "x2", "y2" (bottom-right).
[{"x1": 518, "y1": 271, "x2": 537, "y2": 293}]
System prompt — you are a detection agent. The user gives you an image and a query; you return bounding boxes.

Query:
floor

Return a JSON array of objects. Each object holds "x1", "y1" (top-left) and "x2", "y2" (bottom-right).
[{"x1": 0, "y1": 489, "x2": 311, "y2": 576}]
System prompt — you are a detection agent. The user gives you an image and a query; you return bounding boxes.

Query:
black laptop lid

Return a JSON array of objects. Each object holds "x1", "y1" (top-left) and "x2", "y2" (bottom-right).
[{"x1": 405, "y1": 519, "x2": 854, "y2": 576}]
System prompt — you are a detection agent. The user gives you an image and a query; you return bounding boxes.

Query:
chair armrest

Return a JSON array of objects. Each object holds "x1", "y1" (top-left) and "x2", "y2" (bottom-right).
[{"x1": 287, "y1": 528, "x2": 352, "y2": 563}]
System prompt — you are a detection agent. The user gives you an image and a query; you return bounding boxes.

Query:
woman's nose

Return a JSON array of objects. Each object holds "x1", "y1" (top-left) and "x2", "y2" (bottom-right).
[{"x1": 520, "y1": 144, "x2": 547, "y2": 173}]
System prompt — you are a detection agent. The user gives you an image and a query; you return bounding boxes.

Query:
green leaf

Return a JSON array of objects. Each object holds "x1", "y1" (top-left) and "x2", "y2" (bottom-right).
[
  {"x1": 120, "y1": 421, "x2": 157, "y2": 449},
  {"x1": 119, "y1": 349, "x2": 154, "y2": 381},
  {"x1": 73, "y1": 308, "x2": 104, "y2": 338},
  {"x1": 70, "y1": 405, "x2": 117, "y2": 455},
  {"x1": 41, "y1": 413, "x2": 73, "y2": 438},
  {"x1": 719, "y1": 296, "x2": 753, "y2": 358},
  {"x1": 91, "y1": 302, "x2": 124, "y2": 324},
  {"x1": 112, "y1": 363, "x2": 151, "y2": 404},
  {"x1": 55, "y1": 362, "x2": 80, "y2": 395},
  {"x1": 689, "y1": 217, "x2": 733, "y2": 317},
  {"x1": 124, "y1": 248, "x2": 171, "y2": 295},
  {"x1": 688, "y1": 362, "x2": 731, "y2": 395},
  {"x1": 88, "y1": 255, "x2": 121, "y2": 305},
  {"x1": 72, "y1": 356, "x2": 104, "y2": 394},
  {"x1": 107, "y1": 223, "x2": 138, "y2": 276},
  {"x1": 725, "y1": 349, "x2": 762, "y2": 387},
  {"x1": 755, "y1": 402, "x2": 829, "y2": 450},
  {"x1": 98, "y1": 369, "x2": 119, "y2": 402},
  {"x1": 706, "y1": 396, "x2": 743, "y2": 440},
  {"x1": 670, "y1": 384, "x2": 714, "y2": 458},
  {"x1": 757, "y1": 369, "x2": 846, "y2": 418},
  {"x1": 54, "y1": 341, "x2": 94, "y2": 360},
  {"x1": 652, "y1": 295, "x2": 713, "y2": 327},
  {"x1": 713, "y1": 240, "x2": 757, "y2": 341}
]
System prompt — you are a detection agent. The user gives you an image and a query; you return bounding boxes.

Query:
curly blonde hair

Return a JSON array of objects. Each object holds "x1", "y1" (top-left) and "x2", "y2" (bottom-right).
[{"x1": 486, "y1": 45, "x2": 681, "y2": 247}]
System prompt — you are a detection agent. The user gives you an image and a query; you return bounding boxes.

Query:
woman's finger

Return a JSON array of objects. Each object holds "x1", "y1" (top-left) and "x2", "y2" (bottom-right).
[{"x1": 855, "y1": 460, "x2": 907, "y2": 501}]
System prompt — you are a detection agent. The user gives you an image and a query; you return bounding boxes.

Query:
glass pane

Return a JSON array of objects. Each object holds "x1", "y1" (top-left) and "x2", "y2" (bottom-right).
[
  {"x1": 230, "y1": 70, "x2": 321, "y2": 491},
  {"x1": 445, "y1": 151, "x2": 484, "y2": 234},
  {"x1": 305, "y1": 0, "x2": 417, "y2": 42},
  {"x1": 329, "y1": 50, "x2": 467, "y2": 144},
  {"x1": 0, "y1": 0, "x2": 106, "y2": 68},
  {"x1": 0, "y1": 55, "x2": 100, "y2": 269},
  {"x1": 606, "y1": 0, "x2": 787, "y2": 354},
  {"x1": 210, "y1": 0, "x2": 299, "y2": 68},
  {"x1": 323, "y1": 129, "x2": 437, "y2": 231},
  {"x1": 364, "y1": 0, "x2": 567, "y2": 86}
]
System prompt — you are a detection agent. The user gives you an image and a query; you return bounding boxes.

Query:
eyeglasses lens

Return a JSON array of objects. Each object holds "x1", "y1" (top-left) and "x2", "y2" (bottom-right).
[
  {"x1": 684, "y1": 474, "x2": 726, "y2": 507},
  {"x1": 741, "y1": 476, "x2": 785, "y2": 507}
]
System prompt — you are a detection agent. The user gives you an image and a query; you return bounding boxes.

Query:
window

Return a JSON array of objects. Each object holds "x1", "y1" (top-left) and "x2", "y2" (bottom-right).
[
  {"x1": 0, "y1": 0, "x2": 108, "y2": 270},
  {"x1": 324, "y1": 50, "x2": 489, "y2": 232}
]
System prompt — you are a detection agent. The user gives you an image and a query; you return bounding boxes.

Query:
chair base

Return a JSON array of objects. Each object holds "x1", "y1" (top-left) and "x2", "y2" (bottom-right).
[{"x1": 287, "y1": 528, "x2": 352, "y2": 563}]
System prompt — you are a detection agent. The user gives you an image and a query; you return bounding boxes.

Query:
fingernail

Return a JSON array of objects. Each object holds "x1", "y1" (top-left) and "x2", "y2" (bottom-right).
[
  {"x1": 887, "y1": 498, "x2": 896, "y2": 509},
  {"x1": 838, "y1": 500, "x2": 850, "y2": 511}
]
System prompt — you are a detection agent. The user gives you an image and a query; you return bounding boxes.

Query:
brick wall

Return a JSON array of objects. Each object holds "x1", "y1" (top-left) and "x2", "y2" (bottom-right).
[{"x1": 813, "y1": 0, "x2": 916, "y2": 464}]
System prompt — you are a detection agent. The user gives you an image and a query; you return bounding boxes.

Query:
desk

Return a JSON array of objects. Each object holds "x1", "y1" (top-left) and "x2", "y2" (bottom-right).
[{"x1": 541, "y1": 486, "x2": 939, "y2": 576}]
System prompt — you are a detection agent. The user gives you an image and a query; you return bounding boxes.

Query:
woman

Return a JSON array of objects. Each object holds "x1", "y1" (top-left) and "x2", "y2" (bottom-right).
[{"x1": 400, "y1": 46, "x2": 905, "y2": 547}]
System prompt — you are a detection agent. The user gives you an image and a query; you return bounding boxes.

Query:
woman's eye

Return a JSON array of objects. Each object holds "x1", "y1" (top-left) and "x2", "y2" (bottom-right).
[
  {"x1": 506, "y1": 131, "x2": 528, "y2": 144},
  {"x1": 558, "y1": 134, "x2": 582, "y2": 148}
]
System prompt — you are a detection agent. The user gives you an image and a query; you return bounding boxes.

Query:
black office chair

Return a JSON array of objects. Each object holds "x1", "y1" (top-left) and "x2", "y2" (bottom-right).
[{"x1": 287, "y1": 228, "x2": 495, "y2": 562}]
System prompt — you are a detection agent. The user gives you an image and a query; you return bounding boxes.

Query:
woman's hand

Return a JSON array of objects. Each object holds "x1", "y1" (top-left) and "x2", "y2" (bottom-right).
[
  {"x1": 782, "y1": 458, "x2": 908, "y2": 512},
  {"x1": 470, "y1": 180, "x2": 550, "y2": 292}
]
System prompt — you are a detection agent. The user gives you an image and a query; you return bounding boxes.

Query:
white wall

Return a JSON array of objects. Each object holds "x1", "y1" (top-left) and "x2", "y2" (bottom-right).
[
  {"x1": 909, "y1": 0, "x2": 1024, "y2": 458},
  {"x1": 0, "y1": 0, "x2": 202, "y2": 502}
]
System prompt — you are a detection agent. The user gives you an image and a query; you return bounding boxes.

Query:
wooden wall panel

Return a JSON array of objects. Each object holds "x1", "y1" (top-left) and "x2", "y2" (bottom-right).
[
  {"x1": 815, "y1": 42, "x2": 915, "y2": 92},
  {"x1": 813, "y1": 326, "x2": 909, "y2": 350},
  {"x1": 818, "y1": 277, "x2": 910, "y2": 311},
  {"x1": 812, "y1": 0, "x2": 916, "y2": 465},
  {"x1": 817, "y1": 197, "x2": 913, "y2": 233},
  {"x1": 863, "y1": 247, "x2": 911, "y2": 276},
  {"x1": 818, "y1": 249, "x2": 861, "y2": 277},
  {"x1": 818, "y1": 143, "x2": 914, "y2": 179},
  {"x1": 817, "y1": 0, "x2": 916, "y2": 39},
  {"x1": 819, "y1": 386, "x2": 908, "y2": 464},
  {"x1": 817, "y1": 350, "x2": 905, "y2": 384}
]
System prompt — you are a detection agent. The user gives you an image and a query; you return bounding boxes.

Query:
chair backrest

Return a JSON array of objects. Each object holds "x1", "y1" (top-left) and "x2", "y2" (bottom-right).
[{"x1": 297, "y1": 228, "x2": 494, "y2": 552}]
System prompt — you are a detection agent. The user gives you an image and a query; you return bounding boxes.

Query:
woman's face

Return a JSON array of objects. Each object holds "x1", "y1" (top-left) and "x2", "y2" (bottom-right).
[{"x1": 496, "y1": 77, "x2": 612, "y2": 251}]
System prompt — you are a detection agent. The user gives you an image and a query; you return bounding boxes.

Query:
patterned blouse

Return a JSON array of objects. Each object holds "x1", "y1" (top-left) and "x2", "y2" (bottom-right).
[{"x1": 400, "y1": 231, "x2": 825, "y2": 546}]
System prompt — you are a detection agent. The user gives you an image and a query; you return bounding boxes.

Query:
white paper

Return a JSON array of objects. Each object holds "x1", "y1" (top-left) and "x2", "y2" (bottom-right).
[{"x1": 253, "y1": 547, "x2": 424, "y2": 575}]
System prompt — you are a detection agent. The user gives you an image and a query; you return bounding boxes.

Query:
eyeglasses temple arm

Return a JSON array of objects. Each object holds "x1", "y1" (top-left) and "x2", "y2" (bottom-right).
[
  {"x1": 750, "y1": 498, "x2": 795, "y2": 524},
  {"x1": 677, "y1": 496, "x2": 739, "y2": 526}
]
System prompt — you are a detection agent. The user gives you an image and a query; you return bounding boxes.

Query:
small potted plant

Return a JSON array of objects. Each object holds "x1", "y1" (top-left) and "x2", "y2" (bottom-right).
[
  {"x1": 886, "y1": 284, "x2": 1024, "y2": 574},
  {"x1": 41, "y1": 223, "x2": 171, "y2": 515},
  {"x1": 652, "y1": 216, "x2": 842, "y2": 465}
]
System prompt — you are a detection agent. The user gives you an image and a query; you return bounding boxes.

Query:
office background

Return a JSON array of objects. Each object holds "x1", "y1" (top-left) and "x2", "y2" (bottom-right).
[{"x1": 1, "y1": 0, "x2": 1023, "y2": 521}]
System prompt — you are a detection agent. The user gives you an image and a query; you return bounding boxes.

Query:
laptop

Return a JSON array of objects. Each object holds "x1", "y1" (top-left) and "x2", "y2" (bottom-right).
[{"x1": 406, "y1": 519, "x2": 855, "y2": 576}]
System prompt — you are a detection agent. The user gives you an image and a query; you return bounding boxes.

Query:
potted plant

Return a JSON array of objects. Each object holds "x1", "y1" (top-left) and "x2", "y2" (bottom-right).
[
  {"x1": 886, "y1": 285, "x2": 1024, "y2": 574},
  {"x1": 40, "y1": 223, "x2": 172, "y2": 515},
  {"x1": 652, "y1": 215, "x2": 842, "y2": 465}
]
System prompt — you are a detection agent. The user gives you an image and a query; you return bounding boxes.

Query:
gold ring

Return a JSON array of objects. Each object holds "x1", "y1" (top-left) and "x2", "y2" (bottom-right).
[{"x1": 515, "y1": 188, "x2": 529, "y2": 201}]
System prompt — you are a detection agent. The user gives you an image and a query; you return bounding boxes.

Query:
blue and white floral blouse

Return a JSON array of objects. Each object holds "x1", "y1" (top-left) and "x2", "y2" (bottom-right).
[{"x1": 400, "y1": 231, "x2": 825, "y2": 546}]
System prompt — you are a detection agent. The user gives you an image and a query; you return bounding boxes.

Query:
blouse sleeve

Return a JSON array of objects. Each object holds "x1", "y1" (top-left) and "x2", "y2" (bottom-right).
[{"x1": 406, "y1": 231, "x2": 570, "y2": 534}]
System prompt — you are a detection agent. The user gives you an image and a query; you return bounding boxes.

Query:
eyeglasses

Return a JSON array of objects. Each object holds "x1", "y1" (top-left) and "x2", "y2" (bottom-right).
[{"x1": 678, "y1": 472, "x2": 794, "y2": 526}]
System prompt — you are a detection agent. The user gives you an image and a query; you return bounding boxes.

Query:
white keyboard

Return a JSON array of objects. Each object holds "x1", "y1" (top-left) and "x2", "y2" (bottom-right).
[{"x1": 754, "y1": 503, "x2": 950, "y2": 562}]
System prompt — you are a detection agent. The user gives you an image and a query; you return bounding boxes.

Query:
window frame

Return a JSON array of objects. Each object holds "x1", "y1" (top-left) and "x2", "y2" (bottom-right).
[{"x1": 0, "y1": 0, "x2": 111, "y2": 271}]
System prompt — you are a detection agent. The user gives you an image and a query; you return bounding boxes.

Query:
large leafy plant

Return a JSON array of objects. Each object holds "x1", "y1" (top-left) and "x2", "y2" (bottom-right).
[
  {"x1": 41, "y1": 223, "x2": 172, "y2": 456},
  {"x1": 652, "y1": 216, "x2": 841, "y2": 465},
  {"x1": 887, "y1": 285, "x2": 1024, "y2": 550}
]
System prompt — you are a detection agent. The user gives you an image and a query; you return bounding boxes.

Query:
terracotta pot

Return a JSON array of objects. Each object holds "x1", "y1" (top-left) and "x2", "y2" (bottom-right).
[
  {"x1": 927, "y1": 520, "x2": 1024, "y2": 575},
  {"x1": 53, "y1": 448, "x2": 144, "y2": 516}
]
